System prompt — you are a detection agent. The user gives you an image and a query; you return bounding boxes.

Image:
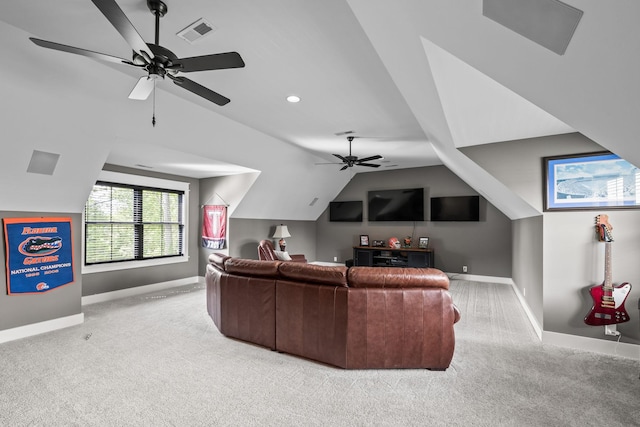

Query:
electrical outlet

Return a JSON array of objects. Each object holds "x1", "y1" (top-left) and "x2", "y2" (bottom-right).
[
  {"x1": 523, "y1": 288, "x2": 526, "y2": 297},
  {"x1": 333, "y1": 256, "x2": 338, "y2": 262},
  {"x1": 604, "y1": 325, "x2": 620, "y2": 336},
  {"x1": 462, "y1": 265, "x2": 467, "y2": 273}
]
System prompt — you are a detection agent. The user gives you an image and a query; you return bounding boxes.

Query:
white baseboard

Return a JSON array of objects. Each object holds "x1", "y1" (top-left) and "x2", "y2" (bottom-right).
[
  {"x1": 543, "y1": 330, "x2": 639, "y2": 360},
  {"x1": 0, "y1": 277, "x2": 204, "y2": 345},
  {"x1": 459, "y1": 275, "x2": 639, "y2": 358},
  {"x1": 0, "y1": 313, "x2": 84, "y2": 344},
  {"x1": 510, "y1": 283, "x2": 543, "y2": 340},
  {"x1": 448, "y1": 273, "x2": 543, "y2": 340},
  {"x1": 82, "y1": 276, "x2": 203, "y2": 305}
]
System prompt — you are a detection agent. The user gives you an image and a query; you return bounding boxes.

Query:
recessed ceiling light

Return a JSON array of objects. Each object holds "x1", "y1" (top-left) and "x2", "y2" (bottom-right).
[{"x1": 286, "y1": 95, "x2": 301, "y2": 103}]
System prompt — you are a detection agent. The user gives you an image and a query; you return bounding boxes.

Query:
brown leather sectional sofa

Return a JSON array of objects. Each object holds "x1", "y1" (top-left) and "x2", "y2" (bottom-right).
[{"x1": 205, "y1": 253, "x2": 461, "y2": 370}]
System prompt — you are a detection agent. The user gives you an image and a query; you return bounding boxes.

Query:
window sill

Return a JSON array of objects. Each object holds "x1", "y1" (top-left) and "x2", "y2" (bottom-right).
[{"x1": 82, "y1": 256, "x2": 188, "y2": 275}]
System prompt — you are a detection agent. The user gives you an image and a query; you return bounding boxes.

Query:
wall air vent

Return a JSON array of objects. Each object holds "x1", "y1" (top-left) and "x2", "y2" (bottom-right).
[
  {"x1": 27, "y1": 150, "x2": 60, "y2": 175},
  {"x1": 176, "y1": 18, "x2": 217, "y2": 44}
]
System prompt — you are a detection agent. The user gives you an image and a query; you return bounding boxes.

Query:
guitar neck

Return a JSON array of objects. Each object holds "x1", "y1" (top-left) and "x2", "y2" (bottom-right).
[{"x1": 603, "y1": 241, "x2": 613, "y2": 290}]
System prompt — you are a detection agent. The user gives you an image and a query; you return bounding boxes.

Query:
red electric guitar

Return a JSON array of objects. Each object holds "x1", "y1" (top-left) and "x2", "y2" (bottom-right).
[{"x1": 584, "y1": 215, "x2": 632, "y2": 326}]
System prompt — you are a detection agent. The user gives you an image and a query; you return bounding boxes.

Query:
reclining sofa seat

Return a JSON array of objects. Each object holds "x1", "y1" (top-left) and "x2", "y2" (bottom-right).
[
  {"x1": 205, "y1": 254, "x2": 460, "y2": 370},
  {"x1": 258, "y1": 239, "x2": 307, "y2": 263}
]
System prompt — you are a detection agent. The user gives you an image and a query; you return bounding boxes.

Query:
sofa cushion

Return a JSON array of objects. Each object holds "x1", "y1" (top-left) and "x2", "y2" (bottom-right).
[
  {"x1": 278, "y1": 262, "x2": 348, "y2": 287},
  {"x1": 225, "y1": 258, "x2": 281, "y2": 278},
  {"x1": 347, "y1": 267, "x2": 449, "y2": 290}
]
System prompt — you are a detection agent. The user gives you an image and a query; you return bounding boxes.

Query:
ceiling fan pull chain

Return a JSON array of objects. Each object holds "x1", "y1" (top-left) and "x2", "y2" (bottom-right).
[{"x1": 152, "y1": 78, "x2": 157, "y2": 127}]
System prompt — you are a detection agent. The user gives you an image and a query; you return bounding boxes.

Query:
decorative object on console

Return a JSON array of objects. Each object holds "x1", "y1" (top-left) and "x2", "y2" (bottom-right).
[
  {"x1": 272, "y1": 224, "x2": 291, "y2": 251},
  {"x1": 584, "y1": 214, "x2": 631, "y2": 326},
  {"x1": 372, "y1": 240, "x2": 385, "y2": 247},
  {"x1": 403, "y1": 236, "x2": 412, "y2": 247},
  {"x1": 388, "y1": 237, "x2": 400, "y2": 249},
  {"x1": 360, "y1": 235, "x2": 370, "y2": 246},
  {"x1": 419, "y1": 237, "x2": 429, "y2": 249}
]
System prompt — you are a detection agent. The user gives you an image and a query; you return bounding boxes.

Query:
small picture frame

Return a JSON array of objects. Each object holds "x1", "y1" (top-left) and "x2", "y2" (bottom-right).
[
  {"x1": 360, "y1": 235, "x2": 370, "y2": 246},
  {"x1": 418, "y1": 237, "x2": 429, "y2": 249}
]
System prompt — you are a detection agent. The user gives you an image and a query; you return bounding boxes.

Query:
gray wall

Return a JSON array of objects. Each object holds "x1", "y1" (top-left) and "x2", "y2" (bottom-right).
[
  {"x1": 228, "y1": 218, "x2": 317, "y2": 261},
  {"x1": 81, "y1": 165, "x2": 200, "y2": 296},
  {"x1": 199, "y1": 172, "x2": 317, "y2": 265},
  {"x1": 315, "y1": 166, "x2": 513, "y2": 277},
  {"x1": 0, "y1": 211, "x2": 82, "y2": 330},
  {"x1": 198, "y1": 172, "x2": 260, "y2": 270},
  {"x1": 462, "y1": 133, "x2": 640, "y2": 344}
]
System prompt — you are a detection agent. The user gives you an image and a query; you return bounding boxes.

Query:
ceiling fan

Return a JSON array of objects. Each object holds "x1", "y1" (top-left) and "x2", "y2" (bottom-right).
[
  {"x1": 29, "y1": 0, "x2": 244, "y2": 110},
  {"x1": 318, "y1": 136, "x2": 383, "y2": 171}
]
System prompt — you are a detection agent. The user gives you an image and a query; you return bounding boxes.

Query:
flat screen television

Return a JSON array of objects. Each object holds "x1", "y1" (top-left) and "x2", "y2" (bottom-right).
[
  {"x1": 367, "y1": 188, "x2": 424, "y2": 221},
  {"x1": 430, "y1": 195, "x2": 480, "y2": 221},
  {"x1": 329, "y1": 200, "x2": 363, "y2": 222}
]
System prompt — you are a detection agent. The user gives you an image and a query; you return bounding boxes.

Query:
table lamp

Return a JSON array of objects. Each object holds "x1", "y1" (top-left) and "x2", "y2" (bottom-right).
[{"x1": 272, "y1": 224, "x2": 291, "y2": 251}]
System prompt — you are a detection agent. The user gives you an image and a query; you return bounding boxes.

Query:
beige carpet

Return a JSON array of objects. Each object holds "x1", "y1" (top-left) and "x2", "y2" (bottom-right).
[{"x1": 0, "y1": 280, "x2": 638, "y2": 426}]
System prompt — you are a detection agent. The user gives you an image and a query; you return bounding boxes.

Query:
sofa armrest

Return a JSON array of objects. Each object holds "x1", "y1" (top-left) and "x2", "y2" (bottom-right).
[
  {"x1": 453, "y1": 304, "x2": 461, "y2": 323},
  {"x1": 290, "y1": 254, "x2": 307, "y2": 263}
]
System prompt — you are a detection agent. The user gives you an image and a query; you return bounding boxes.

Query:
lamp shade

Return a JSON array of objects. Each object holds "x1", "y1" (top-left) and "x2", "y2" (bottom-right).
[{"x1": 272, "y1": 224, "x2": 291, "y2": 239}]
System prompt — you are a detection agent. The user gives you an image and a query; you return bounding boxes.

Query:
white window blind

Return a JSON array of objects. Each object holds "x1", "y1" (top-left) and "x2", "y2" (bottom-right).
[{"x1": 84, "y1": 181, "x2": 184, "y2": 265}]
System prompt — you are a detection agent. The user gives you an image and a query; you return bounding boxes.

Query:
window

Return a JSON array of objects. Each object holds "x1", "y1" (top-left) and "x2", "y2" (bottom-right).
[{"x1": 84, "y1": 178, "x2": 185, "y2": 267}]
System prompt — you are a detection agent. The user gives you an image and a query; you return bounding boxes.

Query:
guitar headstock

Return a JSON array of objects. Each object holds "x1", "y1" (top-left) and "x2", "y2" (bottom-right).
[{"x1": 595, "y1": 214, "x2": 614, "y2": 242}]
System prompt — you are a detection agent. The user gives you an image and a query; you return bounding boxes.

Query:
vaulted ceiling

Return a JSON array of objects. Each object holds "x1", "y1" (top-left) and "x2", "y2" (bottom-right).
[{"x1": 0, "y1": 1, "x2": 637, "y2": 220}]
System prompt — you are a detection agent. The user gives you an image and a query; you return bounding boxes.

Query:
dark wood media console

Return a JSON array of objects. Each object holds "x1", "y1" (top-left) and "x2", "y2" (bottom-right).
[{"x1": 353, "y1": 246, "x2": 434, "y2": 268}]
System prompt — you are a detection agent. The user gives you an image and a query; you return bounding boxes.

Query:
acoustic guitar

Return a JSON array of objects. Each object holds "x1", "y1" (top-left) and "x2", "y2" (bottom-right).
[{"x1": 584, "y1": 214, "x2": 631, "y2": 326}]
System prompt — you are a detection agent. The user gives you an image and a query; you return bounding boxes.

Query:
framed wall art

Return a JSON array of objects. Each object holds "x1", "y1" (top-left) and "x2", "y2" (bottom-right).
[
  {"x1": 544, "y1": 152, "x2": 639, "y2": 211},
  {"x1": 3, "y1": 217, "x2": 75, "y2": 294},
  {"x1": 359, "y1": 235, "x2": 369, "y2": 246}
]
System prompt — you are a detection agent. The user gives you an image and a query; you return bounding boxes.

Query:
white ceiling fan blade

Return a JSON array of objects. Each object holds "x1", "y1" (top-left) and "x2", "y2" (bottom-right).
[{"x1": 128, "y1": 76, "x2": 155, "y2": 100}]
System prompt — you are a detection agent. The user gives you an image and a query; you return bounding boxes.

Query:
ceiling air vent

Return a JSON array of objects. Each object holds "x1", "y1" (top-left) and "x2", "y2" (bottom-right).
[{"x1": 176, "y1": 18, "x2": 216, "y2": 44}]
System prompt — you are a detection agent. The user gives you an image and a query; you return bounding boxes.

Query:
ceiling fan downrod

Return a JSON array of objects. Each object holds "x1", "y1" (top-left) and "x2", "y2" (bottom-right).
[
  {"x1": 147, "y1": 0, "x2": 167, "y2": 45},
  {"x1": 147, "y1": 0, "x2": 166, "y2": 127}
]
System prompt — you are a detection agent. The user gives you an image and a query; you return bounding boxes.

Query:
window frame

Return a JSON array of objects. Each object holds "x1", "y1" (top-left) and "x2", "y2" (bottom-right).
[{"x1": 82, "y1": 171, "x2": 189, "y2": 274}]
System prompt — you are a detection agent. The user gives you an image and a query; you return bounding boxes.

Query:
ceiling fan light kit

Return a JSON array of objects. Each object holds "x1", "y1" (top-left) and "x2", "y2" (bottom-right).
[{"x1": 29, "y1": 0, "x2": 245, "y2": 125}]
